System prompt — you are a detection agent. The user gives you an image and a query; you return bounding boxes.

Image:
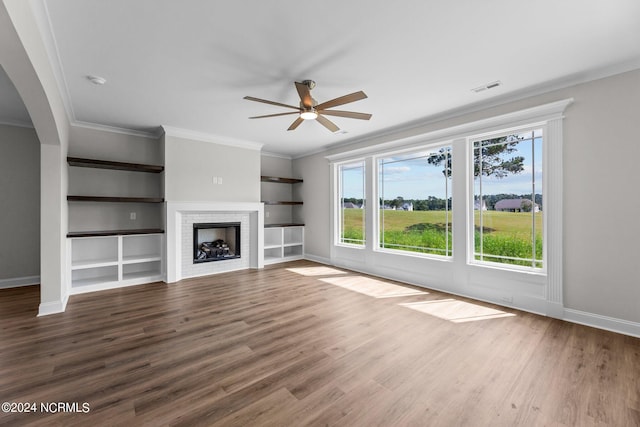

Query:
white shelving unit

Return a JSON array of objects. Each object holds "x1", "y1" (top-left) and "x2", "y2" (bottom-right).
[
  {"x1": 260, "y1": 174, "x2": 304, "y2": 264},
  {"x1": 264, "y1": 225, "x2": 304, "y2": 265},
  {"x1": 69, "y1": 233, "x2": 163, "y2": 294}
]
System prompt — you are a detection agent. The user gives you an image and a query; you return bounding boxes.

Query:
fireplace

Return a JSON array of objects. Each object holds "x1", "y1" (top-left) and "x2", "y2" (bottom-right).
[{"x1": 193, "y1": 222, "x2": 241, "y2": 263}]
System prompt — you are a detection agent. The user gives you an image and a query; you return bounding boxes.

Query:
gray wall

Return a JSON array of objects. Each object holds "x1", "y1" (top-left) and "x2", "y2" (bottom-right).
[
  {"x1": 292, "y1": 152, "x2": 330, "y2": 256},
  {"x1": 164, "y1": 135, "x2": 260, "y2": 202},
  {"x1": 293, "y1": 69, "x2": 640, "y2": 324},
  {"x1": 69, "y1": 126, "x2": 162, "y2": 164},
  {"x1": 0, "y1": 124, "x2": 40, "y2": 280}
]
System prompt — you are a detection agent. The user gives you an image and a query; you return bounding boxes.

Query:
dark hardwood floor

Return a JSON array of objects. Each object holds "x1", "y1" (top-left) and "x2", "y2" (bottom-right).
[{"x1": 1, "y1": 260, "x2": 638, "y2": 426}]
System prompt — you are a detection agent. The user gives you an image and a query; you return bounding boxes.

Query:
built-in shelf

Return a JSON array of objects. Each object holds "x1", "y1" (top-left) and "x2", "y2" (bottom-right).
[
  {"x1": 67, "y1": 157, "x2": 164, "y2": 173},
  {"x1": 261, "y1": 174, "x2": 304, "y2": 263},
  {"x1": 67, "y1": 195, "x2": 165, "y2": 203},
  {"x1": 262, "y1": 201, "x2": 303, "y2": 206},
  {"x1": 67, "y1": 153, "x2": 164, "y2": 294},
  {"x1": 263, "y1": 225, "x2": 304, "y2": 265},
  {"x1": 67, "y1": 229, "x2": 165, "y2": 238},
  {"x1": 68, "y1": 233, "x2": 163, "y2": 295},
  {"x1": 261, "y1": 175, "x2": 303, "y2": 184}
]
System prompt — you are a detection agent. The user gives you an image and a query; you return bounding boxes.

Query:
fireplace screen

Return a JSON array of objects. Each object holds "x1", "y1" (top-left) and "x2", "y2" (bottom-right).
[{"x1": 193, "y1": 222, "x2": 241, "y2": 263}]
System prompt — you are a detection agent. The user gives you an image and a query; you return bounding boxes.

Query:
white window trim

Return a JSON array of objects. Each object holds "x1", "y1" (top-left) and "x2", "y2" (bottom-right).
[
  {"x1": 373, "y1": 143, "x2": 454, "y2": 260},
  {"x1": 467, "y1": 124, "x2": 546, "y2": 273},
  {"x1": 334, "y1": 158, "x2": 367, "y2": 249},
  {"x1": 328, "y1": 98, "x2": 572, "y2": 318}
]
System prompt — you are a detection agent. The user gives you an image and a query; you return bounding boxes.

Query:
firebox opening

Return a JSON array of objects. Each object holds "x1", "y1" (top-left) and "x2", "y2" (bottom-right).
[{"x1": 193, "y1": 222, "x2": 241, "y2": 263}]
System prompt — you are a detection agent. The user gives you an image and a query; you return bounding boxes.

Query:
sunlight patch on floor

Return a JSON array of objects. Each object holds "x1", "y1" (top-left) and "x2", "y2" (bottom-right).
[
  {"x1": 320, "y1": 276, "x2": 428, "y2": 298},
  {"x1": 399, "y1": 299, "x2": 516, "y2": 323},
  {"x1": 286, "y1": 266, "x2": 348, "y2": 276}
]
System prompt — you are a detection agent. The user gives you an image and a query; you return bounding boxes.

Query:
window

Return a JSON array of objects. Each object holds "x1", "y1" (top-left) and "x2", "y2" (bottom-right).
[
  {"x1": 337, "y1": 161, "x2": 366, "y2": 246},
  {"x1": 473, "y1": 129, "x2": 543, "y2": 268},
  {"x1": 378, "y1": 146, "x2": 452, "y2": 257}
]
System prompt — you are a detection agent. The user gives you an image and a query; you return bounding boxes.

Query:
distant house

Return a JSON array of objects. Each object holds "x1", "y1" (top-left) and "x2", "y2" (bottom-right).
[
  {"x1": 494, "y1": 198, "x2": 540, "y2": 212},
  {"x1": 381, "y1": 205, "x2": 396, "y2": 210},
  {"x1": 474, "y1": 199, "x2": 488, "y2": 211},
  {"x1": 401, "y1": 202, "x2": 413, "y2": 211},
  {"x1": 342, "y1": 202, "x2": 362, "y2": 209}
]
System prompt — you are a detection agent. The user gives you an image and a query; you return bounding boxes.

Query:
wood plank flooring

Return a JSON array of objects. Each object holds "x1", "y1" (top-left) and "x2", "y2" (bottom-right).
[{"x1": 0, "y1": 260, "x2": 638, "y2": 426}]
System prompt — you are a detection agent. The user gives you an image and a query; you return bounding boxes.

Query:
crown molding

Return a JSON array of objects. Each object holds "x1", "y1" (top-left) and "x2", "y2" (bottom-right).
[
  {"x1": 299, "y1": 62, "x2": 640, "y2": 160},
  {"x1": 260, "y1": 151, "x2": 292, "y2": 160},
  {"x1": 0, "y1": 118, "x2": 35, "y2": 129},
  {"x1": 161, "y1": 126, "x2": 264, "y2": 151},
  {"x1": 71, "y1": 120, "x2": 160, "y2": 139},
  {"x1": 325, "y1": 98, "x2": 573, "y2": 162}
]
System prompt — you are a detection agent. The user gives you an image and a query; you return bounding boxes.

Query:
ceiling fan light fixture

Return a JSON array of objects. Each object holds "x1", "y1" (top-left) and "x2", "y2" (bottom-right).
[{"x1": 300, "y1": 110, "x2": 318, "y2": 120}]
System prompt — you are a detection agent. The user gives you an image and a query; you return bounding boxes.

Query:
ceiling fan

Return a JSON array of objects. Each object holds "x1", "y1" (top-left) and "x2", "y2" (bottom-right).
[{"x1": 243, "y1": 80, "x2": 371, "y2": 132}]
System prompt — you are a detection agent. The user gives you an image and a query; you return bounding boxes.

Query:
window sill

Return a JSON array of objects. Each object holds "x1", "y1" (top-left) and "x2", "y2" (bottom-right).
[
  {"x1": 467, "y1": 260, "x2": 546, "y2": 277},
  {"x1": 375, "y1": 247, "x2": 453, "y2": 262}
]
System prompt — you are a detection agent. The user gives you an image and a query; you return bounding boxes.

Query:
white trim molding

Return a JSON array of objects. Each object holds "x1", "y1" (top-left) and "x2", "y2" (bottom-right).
[
  {"x1": 0, "y1": 275, "x2": 40, "y2": 289},
  {"x1": 544, "y1": 116, "x2": 564, "y2": 318},
  {"x1": 261, "y1": 151, "x2": 293, "y2": 160},
  {"x1": 71, "y1": 121, "x2": 159, "y2": 139},
  {"x1": 327, "y1": 99, "x2": 574, "y2": 328},
  {"x1": 564, "y1": 309, "x2": 640, "y2": 339},
  {"x1": 162, "y1": 126, "x2": 264, "y2": 152},
  {"x1": 303, "y1": 254, "x2": 332, "y2": 266},
  {"x1": 326, "y1": 99, "x2": 574, "y2": 163},
  {"x1": 38, "y1": 294, "x2": 68, "y2": 316},
  {"x1": 0, "y1": 118, "x2": 34, "y2": 129}
]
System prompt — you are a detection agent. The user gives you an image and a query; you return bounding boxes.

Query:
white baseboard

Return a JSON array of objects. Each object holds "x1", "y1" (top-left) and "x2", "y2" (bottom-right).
[
  {"x1": 0, "y1": 275, "x2": 40, "y2": 289},
  {"x1": 564, "y1": 308, "x2": 640, "y2": 338},
  {"x1": 304, "y1": 254, "x2": 332, "y2": 265},
  {"x1": 38, "y1": 294, "x2": 68, "y2": 316}
]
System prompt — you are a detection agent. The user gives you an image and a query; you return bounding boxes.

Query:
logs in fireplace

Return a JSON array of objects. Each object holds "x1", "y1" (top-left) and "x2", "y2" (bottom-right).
[{"x1": 193, "y1": 222, "x2": 241, "y2": 263}]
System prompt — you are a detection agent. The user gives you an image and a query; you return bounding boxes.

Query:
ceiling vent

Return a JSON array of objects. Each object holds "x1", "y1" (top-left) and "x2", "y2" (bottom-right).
[{"x1": 472, "y1": 80, "x2": 502, "y2": 93}]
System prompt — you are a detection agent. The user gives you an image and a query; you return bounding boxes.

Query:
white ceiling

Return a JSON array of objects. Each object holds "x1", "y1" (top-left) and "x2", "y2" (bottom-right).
[{"x1": 2, "y1": 0, "x2": 640, "y2": 157}]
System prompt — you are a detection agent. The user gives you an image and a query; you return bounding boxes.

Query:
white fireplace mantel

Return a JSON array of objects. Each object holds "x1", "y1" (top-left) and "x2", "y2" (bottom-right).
[{"x1": 166, "y1": 201, "x2": 264, "y2": 283}]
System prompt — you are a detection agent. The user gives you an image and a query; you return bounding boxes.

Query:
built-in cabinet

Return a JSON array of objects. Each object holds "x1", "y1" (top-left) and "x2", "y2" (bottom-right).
[
  {"x1": 261, "y1": 175, "x2": 304, "y2": 264},
  {"x1": 67, "y1": 156, "x2": 165, "y2": 293}
]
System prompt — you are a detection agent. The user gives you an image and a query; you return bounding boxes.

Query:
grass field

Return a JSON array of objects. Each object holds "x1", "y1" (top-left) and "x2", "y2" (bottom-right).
[{"x1": 341, "y1": 208, "x2": 543, "y2": 266}]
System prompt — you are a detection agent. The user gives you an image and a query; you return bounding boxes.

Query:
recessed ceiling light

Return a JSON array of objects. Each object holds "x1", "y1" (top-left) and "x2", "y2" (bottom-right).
[
  {"x1": 87, "y1": 75, "x2": 106, "y2": 85},
  {"x1": 472, "y1": 80, "x2": 502, "y2": 93}
]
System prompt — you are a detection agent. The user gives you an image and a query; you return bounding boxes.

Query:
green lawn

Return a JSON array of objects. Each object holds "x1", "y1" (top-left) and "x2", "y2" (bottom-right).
[{"x1": 341, "y1": 208, "x2": 543, "y2": 266}]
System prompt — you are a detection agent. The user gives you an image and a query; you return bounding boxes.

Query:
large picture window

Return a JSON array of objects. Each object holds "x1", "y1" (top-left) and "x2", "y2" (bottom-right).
[
  {"x1": 473, "y1": 129, "x2": 543, "y2": 268},
  {"x1": 338, "y1": 161, "x2": 366, "y2": 246},
  {"x1": 378, "y1": 147, "x2": 452, "y2": 257}
]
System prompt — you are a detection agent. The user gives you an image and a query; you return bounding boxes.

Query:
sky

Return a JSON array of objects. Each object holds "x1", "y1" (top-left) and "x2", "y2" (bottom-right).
[{"x1": 341, "y1": 129, "x2": 543, "y2": 200}]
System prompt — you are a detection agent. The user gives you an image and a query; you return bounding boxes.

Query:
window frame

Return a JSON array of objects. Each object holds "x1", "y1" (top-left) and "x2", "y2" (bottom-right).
[
  {"x1": 335, "y1": 159, "x2": 367, "y2": 248},
  {"x1": 373, "y1": 142, "x2": 454, "y2": 260},
  {"x1": 466, "y1": 124, "x2": 547, "y2": 273},
  {"x1": 327, "y1": 98, "x2": 570, "y2": 303}
]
